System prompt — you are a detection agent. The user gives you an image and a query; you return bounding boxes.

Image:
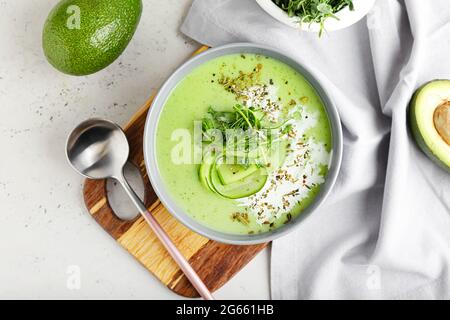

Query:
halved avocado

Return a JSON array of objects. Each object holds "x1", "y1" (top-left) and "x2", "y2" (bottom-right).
[{"x1": 410, "y1": 80, "x2": 450, "y2": 172}]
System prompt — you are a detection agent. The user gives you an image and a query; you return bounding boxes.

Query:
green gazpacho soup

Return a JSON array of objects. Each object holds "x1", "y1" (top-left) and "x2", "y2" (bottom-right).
[{"x1": 156, "y1": 53, "x2": 332, "y2": 235}]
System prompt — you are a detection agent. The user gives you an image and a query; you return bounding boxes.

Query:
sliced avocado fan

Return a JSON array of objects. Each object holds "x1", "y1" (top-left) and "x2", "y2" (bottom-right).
[
  {"x1": 410, "y1": 80, "x2": 450, "y2": 172},
  {"x1": 198, "y1": 154, "x2": 267, "y2": 199}
]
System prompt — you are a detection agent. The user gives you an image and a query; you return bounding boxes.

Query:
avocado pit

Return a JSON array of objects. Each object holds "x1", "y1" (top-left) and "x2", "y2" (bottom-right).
[{"x1": 434, "y1": 100, "x2": 450, "y2": 145}]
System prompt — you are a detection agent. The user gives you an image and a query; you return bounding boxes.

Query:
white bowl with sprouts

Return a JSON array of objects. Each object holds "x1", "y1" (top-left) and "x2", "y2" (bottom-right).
[{"x1": 256, "y1": 0, "x2": 376, "y2": 34}]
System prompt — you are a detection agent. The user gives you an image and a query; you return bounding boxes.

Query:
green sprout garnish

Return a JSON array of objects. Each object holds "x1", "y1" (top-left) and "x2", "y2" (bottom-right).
[
  {"x1": 271, "y1": 0, "x2": 354, "y2": 36},
  {"x1": 201, "y1": 105, "x2": 286, "y2": 167}
]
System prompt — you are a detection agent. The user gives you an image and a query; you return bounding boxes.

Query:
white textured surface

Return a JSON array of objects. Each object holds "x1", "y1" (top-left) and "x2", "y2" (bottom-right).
[{"x1": 0, "y1": 0, "x2": 270, "y2": 299}]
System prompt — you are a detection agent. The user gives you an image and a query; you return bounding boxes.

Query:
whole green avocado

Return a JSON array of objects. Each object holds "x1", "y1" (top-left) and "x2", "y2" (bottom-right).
[{"x1": 42, "y1": 0, "x2": 142, "y2": 76}]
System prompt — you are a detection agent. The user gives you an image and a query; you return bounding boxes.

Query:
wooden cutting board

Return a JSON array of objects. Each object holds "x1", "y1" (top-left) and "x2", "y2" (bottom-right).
[{"x1": 82, "y1": 46, "x2": 268, "y2": 298}]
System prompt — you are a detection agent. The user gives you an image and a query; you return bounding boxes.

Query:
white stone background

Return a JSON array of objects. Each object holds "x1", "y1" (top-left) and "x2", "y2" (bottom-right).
[{"x1": 0, "y1": 0, "x2": 270, "y2": 299}]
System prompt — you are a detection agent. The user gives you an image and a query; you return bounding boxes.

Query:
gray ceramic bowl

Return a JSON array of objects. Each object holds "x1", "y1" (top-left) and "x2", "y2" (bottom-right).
[{"x1": 143, "y1": 43, "x2": 342, "y2": 245}]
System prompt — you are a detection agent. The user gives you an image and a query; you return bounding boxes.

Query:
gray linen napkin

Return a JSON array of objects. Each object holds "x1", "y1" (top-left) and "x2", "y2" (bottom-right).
[{"x1": 181, "y1": 0, "x2": 450, "y2": 299}]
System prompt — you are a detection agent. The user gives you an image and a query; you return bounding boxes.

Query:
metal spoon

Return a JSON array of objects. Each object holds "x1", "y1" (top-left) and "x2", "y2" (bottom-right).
[{"x1": 66, "y1": 118, "x2": 214, "y2": 300}]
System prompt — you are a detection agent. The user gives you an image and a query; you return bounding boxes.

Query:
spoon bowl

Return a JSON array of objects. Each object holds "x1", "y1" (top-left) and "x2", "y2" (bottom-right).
[{"x1": 66, "y1": 119, "x2": 129, "y2": 180}]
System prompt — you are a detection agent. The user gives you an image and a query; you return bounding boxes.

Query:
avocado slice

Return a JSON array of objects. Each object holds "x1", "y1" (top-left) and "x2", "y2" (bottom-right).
[
  {"x1": 199, "y1": 154, "x2": 268, "y2": 198},
  {"x1": 210, "y1": 167, "x2": 268, "y2": 199},
  {"x1": 217, "y1": 164, "x2": 259, "y2": 185},
  {"x1": 410, "y1": 80, "x2": 450, "y2": 172},
  {"x1": 198, "y1": 154, "x2": 216, "y2": 193}
]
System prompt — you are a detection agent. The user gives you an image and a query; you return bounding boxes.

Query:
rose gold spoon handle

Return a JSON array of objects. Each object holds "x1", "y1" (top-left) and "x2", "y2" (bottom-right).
[
  {"x1": 117, "y1": 174, "x2": 215, "y2": 300},
  {"x1": 66, "y1": 119, "x2": 214, "y2": 300}
]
